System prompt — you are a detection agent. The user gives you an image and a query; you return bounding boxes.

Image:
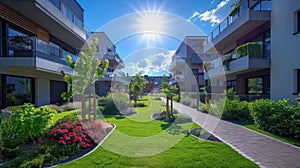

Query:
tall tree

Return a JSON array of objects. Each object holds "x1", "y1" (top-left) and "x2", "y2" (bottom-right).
[
  {"x1": 61, "y1": 38, "x2": 109, "y2": 119},
  {"x1": 129, "y1": 74, "x2": 146, "y2": 105},
  {"x1": 162, "y1": 86, "x2": 178, "y2": 121}
]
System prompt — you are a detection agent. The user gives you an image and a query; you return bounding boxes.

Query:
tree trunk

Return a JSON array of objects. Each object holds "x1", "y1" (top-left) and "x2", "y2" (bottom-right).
[
  {"x1": 82, "y1": 95, "x2": 86, "y2": 119},
  {"x1": 170, "y1": 97, "x2": 173, "y2": 116},
  {"x1": 166, "y1": 96, "x2": 170, "y2": 120},
  {"x1": 94, "y1": 94, "x2": 97, "y2": 120}
]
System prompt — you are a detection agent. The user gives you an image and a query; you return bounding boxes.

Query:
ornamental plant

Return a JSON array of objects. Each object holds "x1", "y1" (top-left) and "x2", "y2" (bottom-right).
[
  {"x1": 61, "y1": 38, "x2": 109, "y2": 119},
  {"x1": 46, "y1": 118, "x2": 104, "y2": 149}
]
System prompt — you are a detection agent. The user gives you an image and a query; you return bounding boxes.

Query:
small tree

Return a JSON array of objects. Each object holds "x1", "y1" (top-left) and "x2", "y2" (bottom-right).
[
  {"x1": 162, "y1": 86, "x2": 178, "y2": 121},
  {"x1": 129, "y1": 74, "x2": 146, "y2": 105},
  {"x1": 61, "y1": 38, "x2": 109, "y2": 120}
]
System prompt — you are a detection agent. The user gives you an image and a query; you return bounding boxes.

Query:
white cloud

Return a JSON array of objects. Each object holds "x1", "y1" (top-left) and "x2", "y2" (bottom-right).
[
  {"x1": 187, "y1": 0, "x2": 231, "y2": 26},
  {"x1": 123, "y1": 50, "x2": 175, "y2": 76}
]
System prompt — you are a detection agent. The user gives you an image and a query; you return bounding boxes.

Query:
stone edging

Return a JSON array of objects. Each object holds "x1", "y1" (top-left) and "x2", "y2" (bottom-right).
[{"x1": 49, "y1": 123, "x2": 116, "y2": 168}]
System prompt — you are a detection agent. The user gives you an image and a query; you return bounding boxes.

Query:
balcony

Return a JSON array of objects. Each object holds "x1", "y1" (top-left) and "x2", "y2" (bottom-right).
[
  {"x1": 205, "y1": 0, "x2": 271, "y2": 53},
  {"x1": 98, "y1": 71, "x2": 129, "y2": 83},
  {"x1": 169, "y1": 57, "x2": 186, "y2": 72},
  {"x1": 204, "y1": 42, "x2": 270, "y2": 79},
  {"x1": 0, "y1": 36, "x2": 77, "y2": 75},
  {"x1": 102, "y1": 53, "x2": 124, "y2": 69},
  {"x1": 1, "y1": 0, "x2": 89, "y2": 48}
]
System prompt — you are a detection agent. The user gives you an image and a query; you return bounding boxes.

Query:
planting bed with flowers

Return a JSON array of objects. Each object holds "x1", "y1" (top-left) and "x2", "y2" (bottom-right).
[{"x1": 1, "y1": 108, "x2": 114, "y2": 168}]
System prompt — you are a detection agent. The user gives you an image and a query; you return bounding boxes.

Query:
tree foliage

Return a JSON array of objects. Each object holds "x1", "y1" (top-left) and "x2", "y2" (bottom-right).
[{"x1": 129, "y1": 74, "x2": 146, "y2": 105}]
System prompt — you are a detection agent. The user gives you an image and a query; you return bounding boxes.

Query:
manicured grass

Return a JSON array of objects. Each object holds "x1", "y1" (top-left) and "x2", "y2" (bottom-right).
[
  {"x1": 61, "y1": 96, "x2": 257, "y2": 168},
  {"x1": 51, "y1": 110, "x2": 77, "y2": 124},
  {"x1": 245, "y1": 125, "x2": 300, "y2": 147}
]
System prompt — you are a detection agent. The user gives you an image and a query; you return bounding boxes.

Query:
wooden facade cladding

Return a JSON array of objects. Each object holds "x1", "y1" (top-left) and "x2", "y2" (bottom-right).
[{"x1": 0, "y1": 2, "x2": 49, "y2": 41}]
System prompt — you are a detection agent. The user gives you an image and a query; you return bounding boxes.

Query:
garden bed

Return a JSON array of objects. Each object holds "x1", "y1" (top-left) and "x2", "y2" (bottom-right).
[{"x1": 189, "y1": 128, "x2": 222, "y2": 142}]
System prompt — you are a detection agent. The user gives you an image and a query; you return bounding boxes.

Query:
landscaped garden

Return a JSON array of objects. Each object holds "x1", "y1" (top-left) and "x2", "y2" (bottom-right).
[{"x1": 61, "y1": 95, "x2": 258, "y2": 168}]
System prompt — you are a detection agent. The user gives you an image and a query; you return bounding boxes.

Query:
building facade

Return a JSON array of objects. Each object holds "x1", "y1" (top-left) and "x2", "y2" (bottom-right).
[
  {"x1": 169, "y1": 36, "x2": 218, "y2": 92},
  {"x1": 0, "y1": 0, "x2": 87, "y2": 108},
  {"x1": 203, "y1": 0, "x2": 300, "y2": 102},
  {"x1": 203, "y1": 0, "x2": 272, "y2": 101},
  {"x1": 271, "y1": 0, "x2": 300, "y2": 101},
  {"x1": 93, "y1": 32, "x2": 126, "y2": 96}
]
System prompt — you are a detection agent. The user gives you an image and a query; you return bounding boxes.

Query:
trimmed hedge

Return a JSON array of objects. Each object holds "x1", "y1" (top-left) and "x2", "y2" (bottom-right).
[{"x1": 250, "y1": 99, "x2": 300, "y2": 138}]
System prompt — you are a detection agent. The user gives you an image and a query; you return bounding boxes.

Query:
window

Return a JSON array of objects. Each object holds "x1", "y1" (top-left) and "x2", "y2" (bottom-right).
[
  {"x1": 296, "y1": 10, "x2": 300, "y2": 34},
  {"x1": 227, "y1": 80, "x2": 236, "y2": 92},
  {"x1": 263, "y1": 31, "x2": 271, "y2": 58},
  {"x1": 6, "y1": 76, "x2": 33, "y2": 107},
  {"x1": 247, "y1": 77, "x2": 263, "y2": 95},
  {"x1": 49, "y1": 0, "x2": 60, "y2": 9},
  {"x1": 0, "y1": 75, "x2": 2, "y2": 109},
  {"x1": 191, "y1": 54, "x2": 202, "y2": 64},
  {"x1": 191, "y1": 40, "x2": 196, "y2": 47},
  {"x1": 192, "y1": 69, "x2": 198, "y2": 76},
  {"x1": 297, "y1": 69, "x2": 300, "y2": 94}
]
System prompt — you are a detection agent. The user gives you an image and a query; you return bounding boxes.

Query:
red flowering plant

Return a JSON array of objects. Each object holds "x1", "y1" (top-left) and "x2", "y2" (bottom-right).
[{"x1": 46, "y1": 118, "x2": 104, "y2": 149}]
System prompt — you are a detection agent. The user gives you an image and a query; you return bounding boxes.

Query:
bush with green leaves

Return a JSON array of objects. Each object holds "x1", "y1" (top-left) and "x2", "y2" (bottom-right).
[
  {"x1": 0, "y1": 104, "x2": 56, "y2": 149},
  {"x1": 209, "y1": 98, "x2": 252, "y2": 123},
  {"x1": 199, "y1": 103, "x2": 210, "y2": 113},
  {"x1": 98, "y1": 93, "x2": 131, "y2": 115},
  {"x1": 250, "y1": 99, "x2": 300, "y2": 138},
  {"x1": 235, "y1": 42, "x2": 261, "y2": 58}
]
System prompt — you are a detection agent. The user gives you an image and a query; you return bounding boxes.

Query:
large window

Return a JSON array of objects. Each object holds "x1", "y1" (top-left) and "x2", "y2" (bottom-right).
[
  {"x1": 247, "y1": 77, "x2": 263, "y2": 94},
  {"x1": 191, "y1": 54, "x2": 202, "y2": 64},
  {"x1": 295, "y1": 10, "x2": 300, "y2": 34},
  {"x1": 227, "y1": 80, "x2": 236, "y2": 92},
  {"x1": 6, "y1": 76, "x2": 33, "y2": 107},
  {"x1": 0, "y1": 75, "x2": 2, "y2": 109},
  {"x1": 298, "y1": 69, "x2": 300, "y2": 93}
]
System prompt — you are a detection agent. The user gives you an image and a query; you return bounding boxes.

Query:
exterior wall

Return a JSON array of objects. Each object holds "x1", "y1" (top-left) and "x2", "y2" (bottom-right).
[
  {"x1": 271, "y1": 0, "x2": 300, "y2": 101},
  {"x1": 35, "y1": 78, "x2": 50, "y2": 106},
  {"x1": 95, "y1": 81, "x2": 111, "y2": 96},
  {"x1": 93, "y1": 32, "x2": 115, "y2": 60}
]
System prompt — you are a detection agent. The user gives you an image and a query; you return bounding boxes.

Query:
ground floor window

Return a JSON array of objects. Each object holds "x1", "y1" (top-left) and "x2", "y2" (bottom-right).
[
  {"x1": 297, "y1": 69, "x2": 300, "y2": 94},
  {"x1": 0, "y1": 74, "x2": 34, "y2": 108},
  {"x1": 247, "y1": 77, "x2": 263, "y2": 94},
  {"x1": 6, "y1": 76, "x2": 33, "y2": 107},
  {"x1": 227, "y1": 80, "x2": 236, "y2": 92},
  {"x1": 50, "y1": 80, "x2": 67, "y2": 104}
]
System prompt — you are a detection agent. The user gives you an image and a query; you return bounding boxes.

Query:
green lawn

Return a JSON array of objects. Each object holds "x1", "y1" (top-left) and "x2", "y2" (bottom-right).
[
  {"x1": 62, "y1": 96, "x2": 257, "y2": 168},
  {"x1": 245, "y1": 125, "x2": 300, "y2": 147},
  {"x1": 51, "y1": 110, "x2": 77, "y2": 124}
]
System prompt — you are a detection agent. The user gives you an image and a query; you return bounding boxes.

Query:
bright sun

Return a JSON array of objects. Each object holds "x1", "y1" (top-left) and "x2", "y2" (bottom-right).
[{"x1": 137, "y1": 12, "x2": 166, "y2": 47}]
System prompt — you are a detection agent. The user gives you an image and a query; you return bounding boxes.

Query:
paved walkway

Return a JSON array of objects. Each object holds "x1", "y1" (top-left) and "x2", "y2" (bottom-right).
[{"x1": 163, "y1": 98, "x2": 300, "y2": 168}]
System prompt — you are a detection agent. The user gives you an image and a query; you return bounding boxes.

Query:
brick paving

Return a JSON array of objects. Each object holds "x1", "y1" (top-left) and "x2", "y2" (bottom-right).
[{"x1": 164, "y1": 98, "x2": 300, "y2": 168}]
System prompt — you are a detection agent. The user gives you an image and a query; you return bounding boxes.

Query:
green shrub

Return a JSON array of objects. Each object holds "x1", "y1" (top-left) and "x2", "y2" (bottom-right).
[
  {"x1": 222, "y1": 99, "x2": 252, "y2": 123},
  {"x1": 0, "y1": 104, "x2": 56, "y2": 148},
  {"x1": 209, "y1": 98, "x2": 252, "y2": 123},
  {"x1": 174, "y1": 114, "x2": 193, "y2": 124},
  {"x1": 98, "y1": 93, "x2": 131, "y2": 115},
  {"x1": 236, "y1": 42, "x2": 261, "y2": 58},
  {"x1": 199, "y1": 103, "x2": 210, "y2": 113},
  {"x1": 47, "y1": 104, "x2": 64, "y2": 113},
  {"x1": 250, "y1": 99, "x2": 300, "y2": 138}
]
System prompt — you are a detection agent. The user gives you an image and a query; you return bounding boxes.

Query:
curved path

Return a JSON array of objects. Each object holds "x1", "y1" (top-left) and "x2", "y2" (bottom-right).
[{"x1": 163, "y1": 98, "x2": 300, "y2": 168}]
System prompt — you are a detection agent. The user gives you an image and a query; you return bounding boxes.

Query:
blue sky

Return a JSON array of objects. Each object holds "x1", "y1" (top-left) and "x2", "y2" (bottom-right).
[{"x1": 77, "y1": 0, "x2": 236, "y2": 75}]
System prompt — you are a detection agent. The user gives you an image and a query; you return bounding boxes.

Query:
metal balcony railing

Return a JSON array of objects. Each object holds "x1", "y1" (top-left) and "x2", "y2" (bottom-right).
[{"x1": 207, "y1": 0, "x2": 271, "y2": 43}]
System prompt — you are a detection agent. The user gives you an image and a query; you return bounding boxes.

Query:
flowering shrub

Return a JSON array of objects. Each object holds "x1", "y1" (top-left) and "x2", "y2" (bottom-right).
[{"x1": 46, "y1": 119, "x2": 104, "y2": 149}]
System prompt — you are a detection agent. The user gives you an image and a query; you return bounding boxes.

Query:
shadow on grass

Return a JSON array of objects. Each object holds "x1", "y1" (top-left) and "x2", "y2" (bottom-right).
[{"x1": 160, "y1": 123, "x2": 183, "y2": 135}]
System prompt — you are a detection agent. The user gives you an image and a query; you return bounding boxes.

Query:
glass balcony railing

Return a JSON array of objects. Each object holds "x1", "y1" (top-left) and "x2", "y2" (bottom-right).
[
  {"x1": 205, "y1": 42, "x2": 270, "y2": 71},
  {"x1": 207, "y1": 0, "x2": 271, "y2": 43},
  {"x1": 5, "y1": 36, "x2": 78, "y2": 63}
]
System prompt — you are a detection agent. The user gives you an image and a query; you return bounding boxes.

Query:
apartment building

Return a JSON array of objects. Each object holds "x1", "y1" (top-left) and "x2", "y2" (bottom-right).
[
  {"x1": 0, "y1": 0, "x2": 87, "y2": 108},
  {"x1": 203, "y1": 0, "x2": 272, "y2": 101},
  {"x1": 93, "y1": 32, "x2": 126, "y2": 96},
  {"x1": 271, "y1": 0, "x2": 300, "y2": 101},
  {"x1": 169, "y1": 36, "x2": 218, "y2": 92}
]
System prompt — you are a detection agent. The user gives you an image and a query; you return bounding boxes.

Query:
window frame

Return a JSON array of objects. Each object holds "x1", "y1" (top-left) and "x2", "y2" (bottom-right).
[{"x1": 246, "y1": 77, "x2": 264, "y2": 95}]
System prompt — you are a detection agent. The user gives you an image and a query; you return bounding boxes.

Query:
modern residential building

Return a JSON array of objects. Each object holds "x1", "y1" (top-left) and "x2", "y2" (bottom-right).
[
  {"x1": 203, "y1": 0, "x2": 272, "y2": 101},
  {"x1": 93, "y1": 32, "x2": 126, "y2": 96},
  {"x1": 271, "y1": 0, "x2": 300, "y2": 101},
  {"x1": 169, "y1": 36, "x2": 218, "y2": 92},
  {"x1": 0, "y1": 0, "x2": 87, "y2": 108}
]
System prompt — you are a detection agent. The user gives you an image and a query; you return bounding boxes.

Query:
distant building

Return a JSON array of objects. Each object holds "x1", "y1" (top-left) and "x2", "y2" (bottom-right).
[
  {"x1": 169, "y1": 36, "x2": 218, "y2": 92},
  {"x1": 93, "y1": 32, "x2": 126, "y2": 96}
]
